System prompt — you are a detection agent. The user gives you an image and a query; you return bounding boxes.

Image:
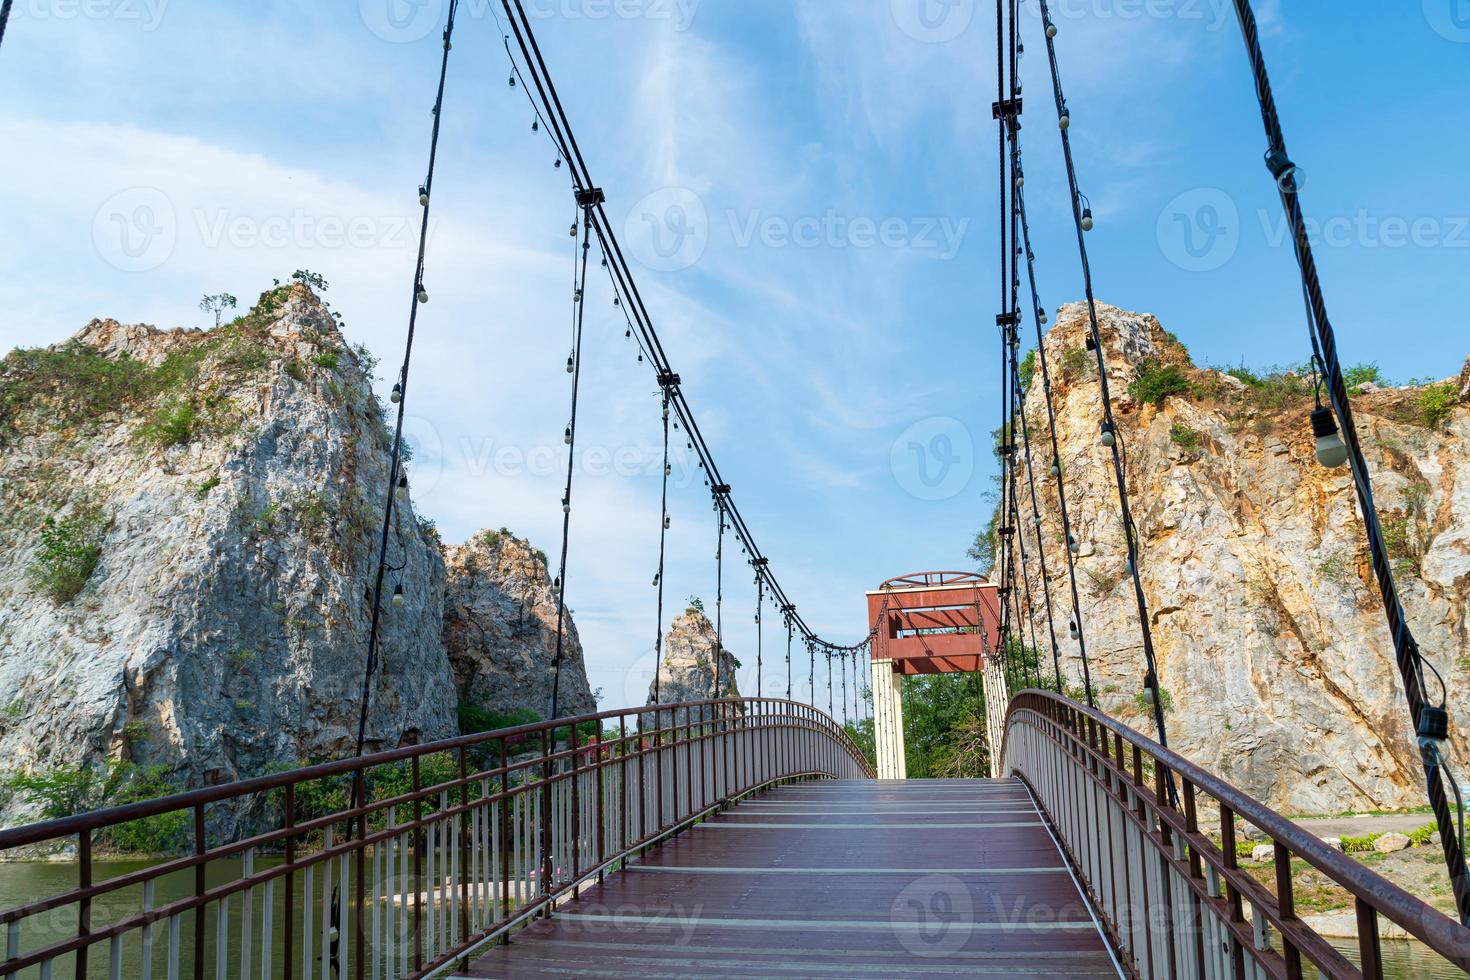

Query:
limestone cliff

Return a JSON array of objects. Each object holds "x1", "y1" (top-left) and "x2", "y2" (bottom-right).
[
  {"x1": 1009, "y1": 301, "x2": 1469, "y2": 815},
  {"x1": 647, "y1": 607, "x2": 741, "y2": 709},
  {"x1": 442, "y1": 529, "x2": 596, "y2": 721},
  {"x1": 0, "y1": 284, "x2": 591, "y2": 823}
]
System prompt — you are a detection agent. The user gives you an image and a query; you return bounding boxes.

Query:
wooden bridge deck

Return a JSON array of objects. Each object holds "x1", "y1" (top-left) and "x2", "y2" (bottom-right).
[{"x1": 456, "y1": 777, "x2": 1121, "y2": 978}]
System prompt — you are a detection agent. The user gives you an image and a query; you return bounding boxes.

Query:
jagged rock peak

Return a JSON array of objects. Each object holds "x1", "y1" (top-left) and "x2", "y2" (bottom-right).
[
  {"x1": 647, "y1": 606, "x2": 741, "y2": 707},
  {"x1": 0, "y1": 283, "x2": 455, "y2": 825},
  {"x1": 442, "y1": 529, "x2": 596, "y2": 723},
  {"x1": 1009, "y1": 301, "x2": 1469, "y2": 814}
]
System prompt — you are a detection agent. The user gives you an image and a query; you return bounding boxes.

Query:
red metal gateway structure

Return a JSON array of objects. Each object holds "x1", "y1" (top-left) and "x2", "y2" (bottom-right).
[{"x1": 866, "y1": 572, "x2": 1006, "y2": 778}]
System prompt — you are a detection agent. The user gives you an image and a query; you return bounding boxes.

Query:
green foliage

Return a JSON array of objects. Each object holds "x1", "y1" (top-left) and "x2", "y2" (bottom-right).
[
  {"x1": 120, "y1": 721, "x2": 150, "y2": 744},
  {"x1": 1213, "y1": 363, "x2": 1314, "y2": 411},
  {"x1": 0, "y1": 343, "x2": 149, "y2": 440},
  {"x1": 1060, "y1": 347, "x2": 1091, "y2": 382},
  {"x1": 1018, "y1": 349, "x2": 1037, "y2": 392},
  {"x1": 1127, "y1": 359, "x2": 1190, "y2": 407},
  {"x1": 1315, "y1": 551, "x2": 1353, "y2": 587},
  {"x1": 139, "y1": 399, "x2": 198, "y2": 447},
  {"x1": 284, "y1": 359, "x2": 306, "y2": 382},
  {"x1": 3, "y1": 761, "x2": 187, "y2": 852},
  {"x1": 535, "y1": 548, "x2": 548, "y2": 567},
  {"x1": 1340, "y1": 833, "x2": 1378, "y2": 854},
  {"x1": 900, "y1": 674, "x2": 990, "y2": 778},
  {"x1": 842, "y1": 718, "x2": 875, "y2": 771},
  {"x1": 194, "y1": 475, "x2": 221, "y2": 499},
  {"x1": 457, "y1": 703, "x2": 540, "y2": 736},
  {"x1": 29, "y1": 505, "x2": 108, "y2": 603},
  {"x1": 311, "y1": 351, "x2": 339, "y2": 371},
  {"x1": 243, "y1": 501, "x2": 281, "y2": 540},
  {"x1": 687, "y1": 595, "x2": 705, "y2": 614},
  {"x1": 1343, "y1": 363, "x2": 1383, "y2": 395},
  {"x1": 199, "y1": 293, "x2": 237, "y2": 328},
  {"x1": 1419, "y1": 383, "x2": 1458, "y2": 429},
  {"x1": 1134, "y1": 686, "x2": 1174, "y2": 716},
  {"x1": 291, "y1": 269, "x2": 329, "y2": 291},
  {"x1": 1169, "y1": 423, "x2": 1203, "y2": 458},
  {"x1": 228, "y1": 649, "x2": 256, "y2": 669},
  {"x1": 967, "y1": 498, "x2": 1001, "y2": 577}
]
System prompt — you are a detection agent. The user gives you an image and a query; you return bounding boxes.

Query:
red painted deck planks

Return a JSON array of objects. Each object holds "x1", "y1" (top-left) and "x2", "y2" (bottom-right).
[{"x1": 457, "y1": 777, "x2": 1120, "y2": 979}]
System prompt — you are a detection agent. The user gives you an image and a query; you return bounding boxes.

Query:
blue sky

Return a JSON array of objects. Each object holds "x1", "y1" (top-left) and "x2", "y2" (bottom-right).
[{"x1": 2, "y1": 1, "x2": 1467, "y2": 709}]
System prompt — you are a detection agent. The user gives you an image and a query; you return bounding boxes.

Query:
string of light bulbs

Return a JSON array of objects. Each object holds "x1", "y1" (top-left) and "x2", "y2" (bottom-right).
[
  {"x1": 1033, "y1": 0, "x2": 1175, "y2": 770},
  {"x1": 1227, "y1": 0, "x2": 1469, "y2": 923},
  {"x1": 354, "y1": 0, "x2": 460, "y2": 762}
]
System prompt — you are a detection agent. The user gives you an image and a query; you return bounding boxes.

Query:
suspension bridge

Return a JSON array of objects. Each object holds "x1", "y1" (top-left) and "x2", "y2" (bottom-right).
[{"x1": 2, "y1": 0, "x2": 1469, "y2": 977}]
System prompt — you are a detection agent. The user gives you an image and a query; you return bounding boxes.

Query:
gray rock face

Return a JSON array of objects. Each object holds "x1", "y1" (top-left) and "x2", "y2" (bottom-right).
[
  {"x1": 647, "y1": 607, "x2": 741, "y2": 709},
  {"x1": 442, "y1": 530, "x2": 596, "y2": 722},
  {"x1": 0, "y1": 285, "x2": 456, "y2": 813},
  {"x1": 1013, "y1": 301, "x2": 1469, "y2": 815},
  {"x1": 0, "y1": 285, "x2": 593, "y2": 825}
]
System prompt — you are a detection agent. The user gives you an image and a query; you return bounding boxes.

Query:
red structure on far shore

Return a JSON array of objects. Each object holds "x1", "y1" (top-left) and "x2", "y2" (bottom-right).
[{"x1": 866, "y1": 571, "x2": 1002, "y2": 675}]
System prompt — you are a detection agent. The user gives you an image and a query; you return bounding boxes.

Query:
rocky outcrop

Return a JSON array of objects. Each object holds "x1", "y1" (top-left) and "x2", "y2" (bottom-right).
[
  {"x1": 647, "y1": 607, "x2": 741, "y2": 710},
  {"x1": 1010, "y1": 301, "x2": 1469, "y2": 815},
  {"x1": 0, "y1": 284, "x2": 592, "y2": 824},
  {"x1": 442, "y1": 530, "x2": 596, "y2": 722}
]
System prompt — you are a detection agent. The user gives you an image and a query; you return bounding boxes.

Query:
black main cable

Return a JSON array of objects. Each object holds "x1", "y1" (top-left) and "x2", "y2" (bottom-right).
[
  {"x1": 354, "y1": 0, "x2": 460, "y2": 764},
  {"x1": 497, "y1": 0, "x2": 868, "y2": 675},
  {"x1": 1228, "y1": 0, "x2": 1470, "y2": 922}
]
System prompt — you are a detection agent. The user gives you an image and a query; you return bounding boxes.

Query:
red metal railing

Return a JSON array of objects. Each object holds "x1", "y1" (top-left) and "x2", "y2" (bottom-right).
[
  {"x1": 1004, "y1": 689, "x2": 1470, "y2": 979},
  {"x1": 0, "y1": 698, "x2": 872, "y2": 979}
]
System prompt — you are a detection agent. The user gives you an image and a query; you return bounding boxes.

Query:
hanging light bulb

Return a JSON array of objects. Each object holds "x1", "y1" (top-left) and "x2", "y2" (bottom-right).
[
  {"x1": 395, "y1": 475, "x2": 408, "y2": 503},
  {"x1": 573, "y1": 288, "x2": 582, "y2": 303},
  {"x1": 1069, "y1": 620, "x2": 1079, "y2": 640},
  {"x1": 555, "y1": 158, "x2": 563, "y2": 169},
  {"x1": 390, "y1": 383, "x2": 402, "y2": 404},
  {"x1": 1080, "y1": 207, "x2": 1094, "y2": 232},
  {"x1": 1085, "y1": 333, "x2": 1097, "y2": 351},
  {"x1": 1100, "y1": 421, "x2": 1116, "y2": 448},
  {"x1": 417, "y1": 284, "x2": 429, "y2": 304},
  {"x1": 508, "y1": 74, "x2": 516, "y2": 87},
  {"x1": 563, "y1": 425, "x2": 572, "y2": 445},
  {"x1": 391, "y1": 584, "x2": 405, "y2": 609},
  {"x1": 625, "y1": 327, "x2": 631, "y2": 338},
  {"x1": 1016, "y1": 173, "x2": 1025, "y2": 188},
  {"x1": 613, "y1": 296, "x2": 621, "y2": 307},
  {"x1": 1050, "y1": 461, "x2": 1060, "y2": 478},
  {"x1": 1058, "y1": 106, "x2": 1070, "y2": 130},
  {"x1": 664, "y1": 515, "x2": 671, "y2": 530},
  {"x1": 652, "y1": 571, "x2": 661, "y2": 587},
  {"x1": 562, "y1": 497, "x2": 570, "y2": 515},
  {"x1": 1067, "y1": 534, "x2": 1079, "y2": 554},
  {"x1": 665, "y1": 463, "x2": 672, "y2": 477},
  {"x1": 1311, "y1": 406, "x2": 1349, "y2": 468},
  {"x1": 532, "y1": 118, "x2": 539, "y2": 132},
  {"x1": 1039, "y1": 310, "x2": 1048, "y2": 324},
  {"x1": 566, "y1": 353, "x2": 575, "y2": 373},
  {"x1": 418, "y1": 184, "x2": 430, "y2": 207},
  {"x1": 569, "y1": 222, "x2": 578, "y2": 238},
  {"x1": 1046, "y1": 21, "x2": 1058, "y2": 38}
]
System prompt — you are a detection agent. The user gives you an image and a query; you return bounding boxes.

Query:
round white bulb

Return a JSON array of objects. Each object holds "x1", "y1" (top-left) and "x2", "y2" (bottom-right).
[
  {"x1": 417, "y1": 288, "x2": 429, "y2": 304},
  {"x1": 1081, "y1": 214, "x2": 1094, "y2": 232},
  {"x1": 1046, "y1": 23, "x2": 1058, "y2": 38},
  {"x1": 1316, "y1": 434, "x2": 1349, "y2": 469}
]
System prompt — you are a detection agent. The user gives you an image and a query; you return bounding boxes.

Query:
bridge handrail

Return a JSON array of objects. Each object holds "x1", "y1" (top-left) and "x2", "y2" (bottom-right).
[
  {"x1": 1004, "y1": 689, "x2": 1470, "y2": 978},
  {"x1": 0, "y1": 697, "x2": 873, "y2": 979}
]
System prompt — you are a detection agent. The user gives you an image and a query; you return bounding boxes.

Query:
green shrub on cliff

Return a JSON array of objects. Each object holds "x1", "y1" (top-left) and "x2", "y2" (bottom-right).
[{"x1": 29, "y1": 505, "x2": 108, "y2": 603}]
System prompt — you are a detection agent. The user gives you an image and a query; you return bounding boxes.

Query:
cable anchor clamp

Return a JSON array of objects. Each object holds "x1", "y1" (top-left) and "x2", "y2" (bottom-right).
[{"x1": 575, "y1": 187, "x2": 606, "y2": 208}]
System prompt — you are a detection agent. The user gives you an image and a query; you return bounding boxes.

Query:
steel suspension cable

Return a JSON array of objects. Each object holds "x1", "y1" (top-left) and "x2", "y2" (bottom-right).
[
  {"x1": 713, "y1": 496, "x2": 725, "y2": 699},
  {"x1": 1228, "y1": 0, "x2": 1470, "y2": 921},
  {"x1": 354, "y1": 0, "x2": 459, "y2": 761},
  {"x1": 1008, "y1": 332, "x2": 1065, "y2": 693},
  {"x1": 548, "y1": 206, "x2": 593, "y2": 721},
  {"x1": 785, "y1": 607, "x2": 794, "y2": 700},
  {"x1": 754, "y1": 566, "x2": 765, "y2": 696},
  {"x1": 651, "y1": 386, "x2": 672, "y2": 703},
  {"x1": 1013, "y1": 161, "x2": 1097, "y2": 708},
  {"x1": 1034, "y1": 0, "x2": 1175, "y2": 771}
]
